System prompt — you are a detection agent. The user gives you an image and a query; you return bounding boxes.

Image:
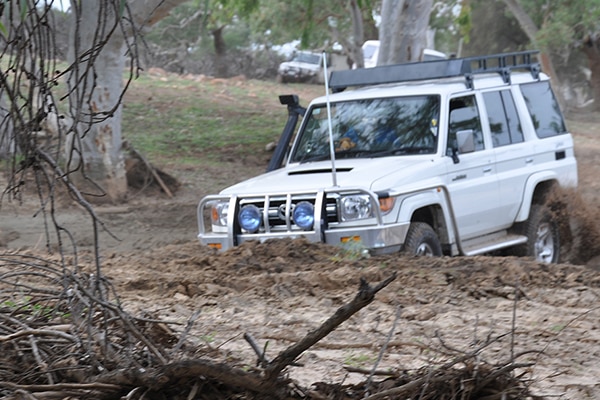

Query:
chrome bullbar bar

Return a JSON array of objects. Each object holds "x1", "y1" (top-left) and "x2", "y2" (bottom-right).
[{"x1": 197, "y1": 187, "x2": 400, "y2": 251}]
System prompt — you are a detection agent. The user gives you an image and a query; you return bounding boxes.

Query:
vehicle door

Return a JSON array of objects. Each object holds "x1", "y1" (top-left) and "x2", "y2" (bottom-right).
[
  {"x1": 481, "y1": 88, "x2": 530, "y2": 228},
  {"x1": 444, "y1": 94, "x2": 501, "y2": 240}
]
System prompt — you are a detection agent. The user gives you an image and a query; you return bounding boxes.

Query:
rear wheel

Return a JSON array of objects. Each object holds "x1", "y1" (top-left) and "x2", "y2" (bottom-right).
[
  {"x1": 521, "y1": 205, "x2": 560, "y2": 263},
  {"x1": 403, "y1": 222, "x2": 443, "y2": 256}
]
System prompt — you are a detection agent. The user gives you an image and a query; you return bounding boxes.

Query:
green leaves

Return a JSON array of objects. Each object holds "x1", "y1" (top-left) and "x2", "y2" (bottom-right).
[{"x1": 519, "y1": 0, "x2": 600, "y2": 50}]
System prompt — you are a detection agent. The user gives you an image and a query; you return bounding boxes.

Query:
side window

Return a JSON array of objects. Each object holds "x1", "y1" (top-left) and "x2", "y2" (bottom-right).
[
  {"x1": 447, "y1": 95, "x2": 484, "y2": 155},
  {"x1": 482, "y1": 90, "x2": 524, "y2": 147},
  {"x1": 520, "y1": 81, "x2": 567, "y2": 138}
]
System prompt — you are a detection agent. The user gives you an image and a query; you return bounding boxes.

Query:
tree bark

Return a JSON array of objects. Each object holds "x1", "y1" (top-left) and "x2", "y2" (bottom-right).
[
  {"x1": 0, "y1": 96, "x2": 15, "y2": 159},
  {"x1": 378, "y1": 0, "x2": 433, "y2": 65},
  {"x1": 65, "y1": 0, "x2": 188, "y2": 203},
  {"x1": 212, "y1": 25, "x2": 228, "y2": 77},
  {"x1": 66, "y1": 2, "x2": 127, "y2": 202},
  {"x1": 348, "y1": 0, "x2": 365, "y2": 68},
  {"x1": 582, "y1": 34, "x2": 600, "y2": 111}
]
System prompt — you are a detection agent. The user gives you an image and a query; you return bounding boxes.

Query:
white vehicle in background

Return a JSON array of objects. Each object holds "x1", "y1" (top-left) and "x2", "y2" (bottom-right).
[
  {"x1": 198, "y1": 51, "x2": 577, "y2": 263},
  {"x1": 361, "y1": 40, "x2": 380, "y2": 68},
  {"x1": 277, "y1": 51, "x2": 349, "y2": 84},
  {"x1": 277, "y1": 51, "x2": 323, "y2": 83}
]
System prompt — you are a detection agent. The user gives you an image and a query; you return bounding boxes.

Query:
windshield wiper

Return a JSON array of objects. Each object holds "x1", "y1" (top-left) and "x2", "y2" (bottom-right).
[
  {"x1": 298, "y1": 153, "x2": 331, "y2": 163},
  {"x1": 299, "y1": 149, "x2": 370, "y2": 163},
  {"x1": 369, "y1": 146, "x2": 434, "y2": 157}
]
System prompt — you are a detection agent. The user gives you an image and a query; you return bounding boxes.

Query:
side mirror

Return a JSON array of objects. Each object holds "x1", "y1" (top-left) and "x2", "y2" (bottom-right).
[{"x1": 456, "y1": 129, "x2": 475, "y2": 154}]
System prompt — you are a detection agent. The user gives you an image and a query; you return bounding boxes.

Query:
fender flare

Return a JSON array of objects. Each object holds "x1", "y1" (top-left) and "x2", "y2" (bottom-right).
[
  {"x1": 514, "y1": 171, "x2": 559, "y2": 222},
  {"x1": 396, "y1": 188, "x2": 456, "y2": 246}
]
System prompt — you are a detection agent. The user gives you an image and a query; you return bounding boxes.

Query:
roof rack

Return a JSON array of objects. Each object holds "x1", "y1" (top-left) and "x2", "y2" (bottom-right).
[{"x1": 329, "y1": 50, "x2": 541, "y2": 92}]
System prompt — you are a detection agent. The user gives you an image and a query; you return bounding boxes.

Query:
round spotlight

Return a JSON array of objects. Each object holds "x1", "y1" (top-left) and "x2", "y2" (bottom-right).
[
  {"x1": 238, "y1": 204, "x2": 262, "y2": 233},
  {"x1": 293, "y1": 201, "x2": 315, "y2": 230}
]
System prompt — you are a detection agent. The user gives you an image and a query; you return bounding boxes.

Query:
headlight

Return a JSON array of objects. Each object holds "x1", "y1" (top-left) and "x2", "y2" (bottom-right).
[
  {"x1": 238, "y1": 204, "x2": 262, "y2": 233},
  {"x1": 340, "y1": 195, "x2": 373, "y2": 221},
  {"x1": 210, "y1": 201, "x2": 229, "y2": 226},
  {"x1": 293, "y1": 201, "x2": 315, "y2": 230}
]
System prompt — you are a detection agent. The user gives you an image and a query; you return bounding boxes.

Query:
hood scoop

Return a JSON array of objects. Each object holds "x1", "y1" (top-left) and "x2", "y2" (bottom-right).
[{"x1": 288, "y1": 167, "x2": 353, "y2": 176}]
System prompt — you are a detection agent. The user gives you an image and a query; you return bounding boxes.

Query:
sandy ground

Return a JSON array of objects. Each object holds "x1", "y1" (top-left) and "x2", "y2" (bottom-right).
[{"x1": 2, "y1": 109, "x2": 600, "y2": 398}]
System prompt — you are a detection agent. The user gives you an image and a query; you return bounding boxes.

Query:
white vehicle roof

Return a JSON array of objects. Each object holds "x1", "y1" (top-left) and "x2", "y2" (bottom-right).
[
  {"x1": 317, "y1": 51, "x2": 546, "y2": 105},
  {"x1": 312, "y1": 71, "x2": 549, "y2": 106}
]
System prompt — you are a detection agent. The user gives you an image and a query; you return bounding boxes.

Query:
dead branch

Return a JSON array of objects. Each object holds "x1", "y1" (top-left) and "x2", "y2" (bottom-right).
[
  {"x1": 0, "y1": 329, "x2": 77, "y2": 343},
  {"x1": 264, "y1": 273, "x2": 397, "y2": 382},
  {"x1": 1, "y1": 251, "x2": 545, "y2": 399},
  {"x1": 123, "y1": 141, "x2": 175, "y2": 198},
  {"x1": 93, "y1": 359, "x2": 266, "y2": 392},
  {"x1": 244, "y1": 332, "x2": 271, "y2": 367},
  {"x1": 0, "y1": 382, "x2": 123, "y2": 393}
]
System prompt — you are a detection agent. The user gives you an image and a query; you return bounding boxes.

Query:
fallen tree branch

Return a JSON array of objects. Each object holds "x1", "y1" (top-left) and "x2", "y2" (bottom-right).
[
  {"x1": 94, "y1": 359, "x2": 267, "y2": 393},
  {"x1": 89, "y1": 274, "x2": 398, "y2": 399},
  {"x1": 264, "y1": 273, "x2": 397, "y2": 382},
  {"x1": 363, "y1": 361, "x2": 535, "y2": 400},
  {"x1": 123, "y1": 141, "x2": 174, "y2": 198},
  {"x1": 0, "y1": 329, "x2": 77, "y2": 343},
  {"x1": 0, "y1": 381, "x2": 123, "y2": 392}
]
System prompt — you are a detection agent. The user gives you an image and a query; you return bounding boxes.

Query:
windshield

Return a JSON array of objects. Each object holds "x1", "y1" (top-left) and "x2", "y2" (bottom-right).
[
  {"x1": 290, "y1": 95, "x2": 440, "y2": 163},
  {"x1": 363, "y1": 44, "x2": 378, "y2": 59},
  {"x1": 292, "y1": 52, "x2": 321, "y2": 65}
]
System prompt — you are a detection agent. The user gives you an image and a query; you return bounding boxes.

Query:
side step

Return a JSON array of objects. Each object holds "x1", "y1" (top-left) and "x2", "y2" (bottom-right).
[{"x1": 461, "y1": 231, "x2": 528, "y2": 256}]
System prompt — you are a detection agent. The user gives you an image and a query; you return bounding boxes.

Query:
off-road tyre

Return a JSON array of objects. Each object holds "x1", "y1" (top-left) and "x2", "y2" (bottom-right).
[
  {"x1": 403, "y1": 222, "x2": 443, "y2": 256},
  {"x1": 519, "y1": 204, "x2": 560, "y2": 263}
]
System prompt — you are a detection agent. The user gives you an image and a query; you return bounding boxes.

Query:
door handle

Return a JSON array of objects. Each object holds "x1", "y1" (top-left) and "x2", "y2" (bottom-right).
[{"x1": 483, "y1": 167, "x2": 492, "y2": 173}]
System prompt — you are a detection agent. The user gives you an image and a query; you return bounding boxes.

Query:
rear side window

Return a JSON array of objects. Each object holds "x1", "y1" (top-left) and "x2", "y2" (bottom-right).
[
  {"x1": 520, "y1": 81, "x2": 567, "y2": 138},
  {"x1": 482, "y1": 90, "x2": 524, "y2": 147}
]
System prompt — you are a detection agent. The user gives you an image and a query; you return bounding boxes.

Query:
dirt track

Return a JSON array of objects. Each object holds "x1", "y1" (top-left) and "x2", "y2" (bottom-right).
[
  {"x1": 2, "y1": 103, "x2": 600, "y2": 398},
  {"x1": 92, "y1": 238, "x2": 600, "y2": 398}
]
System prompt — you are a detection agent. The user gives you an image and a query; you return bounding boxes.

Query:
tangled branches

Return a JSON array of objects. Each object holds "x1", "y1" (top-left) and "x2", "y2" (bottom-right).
[
  {"x1": 0, "y1": 254, "x2": 545, "y2": 399},
  {"x1": 0, "y1": 252, "x2": 174, "y2": 398}
]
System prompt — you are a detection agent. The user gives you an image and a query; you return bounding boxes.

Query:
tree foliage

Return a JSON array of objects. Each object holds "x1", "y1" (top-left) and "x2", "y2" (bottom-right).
[
  {"x1": 500, "y1": 0, "x2": 600, "y2": 109},
  {"x1": 144, "y1": 0, "x2": 380, "y2": 74}
]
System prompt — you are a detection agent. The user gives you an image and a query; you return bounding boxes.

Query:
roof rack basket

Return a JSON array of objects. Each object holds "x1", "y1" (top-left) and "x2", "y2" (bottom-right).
[{"x1": 329, "y1": 50, "x2": 541, "y2": 92}]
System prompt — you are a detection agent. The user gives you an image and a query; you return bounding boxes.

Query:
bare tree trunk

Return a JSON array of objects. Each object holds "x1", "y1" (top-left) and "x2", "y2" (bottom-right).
[
  {"x1": 348, "y1": 0, "x2": 365, "y2": 68},
  {"x1": 0, "y1": 96, "x2": 15, "y2": 159},
  {"x1": 66, "y1": 2, "x2": 128, "y2": 203},
  {"x1": 212, "y1": 25, "x2": 228, "y2": 77},
  {"x1": 582, "y1": 34, "x2": 600, "y2": 112},
  {"x1": 378, "y1": 0, "x2": 434, "y2": 65},
  {"x1": 65, "y1": 0, "x2": 188, "y2": 203}
]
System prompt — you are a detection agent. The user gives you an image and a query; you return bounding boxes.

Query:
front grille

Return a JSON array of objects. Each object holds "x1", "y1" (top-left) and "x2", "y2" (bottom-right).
[{"x1": 238, "y1": 193, "x2": 338, "y2": 233}]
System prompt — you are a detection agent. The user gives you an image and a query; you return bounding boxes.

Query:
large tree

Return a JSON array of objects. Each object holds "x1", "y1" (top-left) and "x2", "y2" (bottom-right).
[{"x1": 65, "y1": 0, "x2": 189, "y2": 203}]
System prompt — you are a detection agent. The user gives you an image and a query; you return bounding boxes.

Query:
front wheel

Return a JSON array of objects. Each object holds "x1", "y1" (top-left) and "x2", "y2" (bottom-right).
[
  {"x1": 402, "y1": 222, "x2": 443, "y2": 256},
  {"x1": 521, "y1": 205, "x2": 560, "y2": 263}
]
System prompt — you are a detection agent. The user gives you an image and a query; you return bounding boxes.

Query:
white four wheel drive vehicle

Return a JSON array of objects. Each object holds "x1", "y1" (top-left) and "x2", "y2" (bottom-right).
[
  {"x1": 197, "y1": 51, "x2": 578, "y2": 263},
  {"x1": 277, "y1": 51, "x2": 323, "y2": 83}
]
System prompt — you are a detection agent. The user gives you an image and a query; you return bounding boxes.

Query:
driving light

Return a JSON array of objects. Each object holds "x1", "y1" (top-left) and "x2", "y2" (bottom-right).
[
  {"x1": 211, "y1": 201, "x2": 229, "y2": 226},
  {"x1": 238, "y1": 204, "x2": 262, "y2": 233},
  {"x1": 293, "y1": 201, "x2": 315, "y2": 230},
  {"x1": 340, "y1": 195, "x2": 373, "y2": 221}
]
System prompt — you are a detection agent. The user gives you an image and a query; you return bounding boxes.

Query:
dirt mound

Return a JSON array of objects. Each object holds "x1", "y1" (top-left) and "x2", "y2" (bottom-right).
[{"x1": 68, "y1": 238, "x2": 595, "y2": 398}]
